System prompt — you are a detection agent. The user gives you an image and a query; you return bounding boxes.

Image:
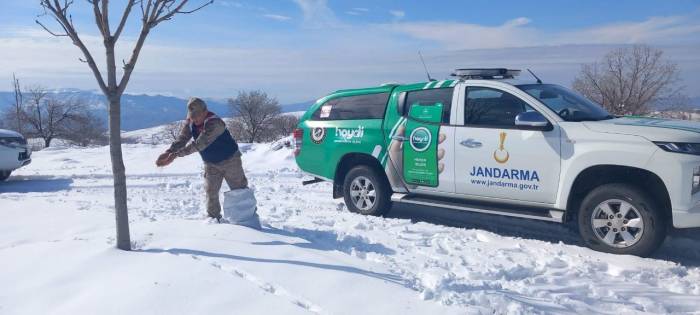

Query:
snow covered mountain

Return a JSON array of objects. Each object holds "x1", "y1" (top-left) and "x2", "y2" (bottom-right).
[{"x1": 0, "y1": 90, "x2": 313, "y2": 131}]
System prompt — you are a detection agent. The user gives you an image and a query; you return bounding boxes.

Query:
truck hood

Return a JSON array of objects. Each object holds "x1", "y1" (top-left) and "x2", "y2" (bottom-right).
[
  {"x1": 0, "y1": 129, "x2": 23, "y2": 138},
  {"x1": 582, "y1": 117, "x2": 700, "y2": 142}
]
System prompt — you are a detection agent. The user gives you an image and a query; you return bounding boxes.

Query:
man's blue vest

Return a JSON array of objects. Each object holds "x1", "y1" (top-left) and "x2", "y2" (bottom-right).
[{"x1": 190, "y1": 115, "x2": 238, "y2": 164}]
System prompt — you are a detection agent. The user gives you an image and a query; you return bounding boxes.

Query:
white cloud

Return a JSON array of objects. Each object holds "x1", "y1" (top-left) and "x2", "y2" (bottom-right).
[
  {"x1": 218, "y1": 1, "x2": 243, "y2": 8},
  {"x1": 389, "y1": 10, "x2": 405, "y2": 20},
  {"x1": 262, "y1": 14, "x2": 292, "y2": 22},
  {"x1": 346, "y1": 8, "x2": 369, "y2": 16},
  {"x1": 558, "y1": 16, "x2": 700, "y2": 45},
  {"x1": 504, "y1": 17, "x2": 531, "y2": 27},
  {"x1": 388, "y1": 17, "x2": 537, "y2": 50},
  {"x1": 388, "y1": 14, "x2": 700, "y2": 50},
  {"x1": 292, "y1": 0, "x2": 341, "y2": 28}
]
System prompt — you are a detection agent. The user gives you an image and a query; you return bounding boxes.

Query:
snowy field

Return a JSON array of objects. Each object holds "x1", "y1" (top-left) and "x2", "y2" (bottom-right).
[{"x1": 2, "y1": 139, "x2": 700, "y2": 314}]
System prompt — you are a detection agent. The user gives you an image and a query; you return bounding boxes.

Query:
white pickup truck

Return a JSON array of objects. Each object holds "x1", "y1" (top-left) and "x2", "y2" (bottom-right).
[
  {"x1": 295, "y1": 68, "x2": 700, "y2": 256},
  {"x1": 0, "y1": 129, "x2": 31, "y2": 181}
]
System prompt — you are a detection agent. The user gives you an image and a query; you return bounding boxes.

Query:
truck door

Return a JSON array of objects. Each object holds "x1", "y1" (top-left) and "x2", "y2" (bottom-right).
[
  {"x1": 453, "y1": 83, "x2": 561, "y2": 204},
  {"x1": 399, "y1": 86, "x2": 457, "y2": 194}
]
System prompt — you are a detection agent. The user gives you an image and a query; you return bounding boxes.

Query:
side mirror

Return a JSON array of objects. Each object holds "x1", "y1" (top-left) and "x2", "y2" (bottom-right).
[{"x1": 515, "y1": 111, "x2": 552, "y2": 131}]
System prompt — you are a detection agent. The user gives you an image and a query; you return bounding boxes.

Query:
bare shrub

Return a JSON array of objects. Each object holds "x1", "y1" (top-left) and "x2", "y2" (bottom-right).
[
  {"x1": 572, "y1": 45, "x2": 686, "y2": 116},
  {"x1": 228, "y1": 90, "x2": 281, "y2": 143}
]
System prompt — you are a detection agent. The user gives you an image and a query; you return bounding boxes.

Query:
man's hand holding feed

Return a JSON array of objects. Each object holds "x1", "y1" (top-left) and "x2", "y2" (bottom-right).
[{"x1": 156, "y1": 151, "x2": 177, "y2": 167}]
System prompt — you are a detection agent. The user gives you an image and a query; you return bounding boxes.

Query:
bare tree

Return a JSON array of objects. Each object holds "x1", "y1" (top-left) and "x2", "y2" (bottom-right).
[
  {"x1": 12, "y1": 74, "x2": 24, "y2": 134},
  {"x1": 23, "y1": 87, "x2": 49, "y2": 146},
  {"x1": 269, "y1": 114, "x2": 299, "y2": 139},
  {"x1": 228, "y1": 90, "x2": 281, "y2": 143},
  {"x1": 649, "y1": 93, "x2": 692, "y2": 119},
  {"x1": 64, "y1": 112, "x2": 108, "y2": 147},
  {"x1": 38, "y1": 0, "x2": 213, "y2": 250},
  {"x1": 226, "y1": 117, "x2": 246, "y2": 141},
  {"x1": 163, "y1": 120, "x2": 186, "y2": 142},
  {"x1": 23, "y1": 87, "x2": 89, "y2": 148},
  {"x1": 1, "y1": 74, "x2": 27, "y2": 132},
  {"x1": 142, "y1": 120, "x2": 186, "y2": 144},
  {"x1": 572, "y1": 45, "x2": 685, "y2": 116}
]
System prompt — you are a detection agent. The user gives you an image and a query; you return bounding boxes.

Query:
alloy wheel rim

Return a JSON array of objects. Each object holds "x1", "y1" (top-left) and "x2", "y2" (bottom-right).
[
  {"x1": 591, "y1": 199, "x2": 644, "y2": 248},
  {"x1": 350, "y1": 176, "x2": 376, "y2": 211}
]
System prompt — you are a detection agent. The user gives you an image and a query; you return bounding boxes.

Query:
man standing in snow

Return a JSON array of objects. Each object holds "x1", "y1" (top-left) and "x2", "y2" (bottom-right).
[{"x1": 157, "y1": 97, "x2": 248, "y2": 223}]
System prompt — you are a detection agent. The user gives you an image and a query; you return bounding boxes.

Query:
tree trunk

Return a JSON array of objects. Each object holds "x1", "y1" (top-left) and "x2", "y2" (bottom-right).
[
  {"x1": 44, "y1": 137, "x2": 52, "y2": 148},
  {"x1": 109, "y1": 95, "x2": 131, "y2": 250}
]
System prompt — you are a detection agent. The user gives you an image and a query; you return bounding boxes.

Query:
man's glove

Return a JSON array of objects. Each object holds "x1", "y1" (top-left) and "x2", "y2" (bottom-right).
[{"x1": 156, "y1": 151, "x2": 176, "y2": 167}]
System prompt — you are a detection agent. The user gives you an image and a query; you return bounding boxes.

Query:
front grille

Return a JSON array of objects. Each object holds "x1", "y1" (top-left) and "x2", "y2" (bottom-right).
[{"x1": 18, "y1": 151, "x2": 29, "y2": 161}]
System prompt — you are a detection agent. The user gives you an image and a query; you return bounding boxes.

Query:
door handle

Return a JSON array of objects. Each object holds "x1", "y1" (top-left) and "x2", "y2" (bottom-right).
[
  {"x1": 391, "y1": 135, "x2": 407, "y2": 142},
  {"x1": 460, "y1": 139, "x2": 482, "y2": 148}
]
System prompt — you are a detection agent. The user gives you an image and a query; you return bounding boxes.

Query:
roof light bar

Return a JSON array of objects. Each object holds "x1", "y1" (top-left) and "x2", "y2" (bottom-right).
[{"x1": 451, "y1": 68, "x2": 521, "y2": 80}]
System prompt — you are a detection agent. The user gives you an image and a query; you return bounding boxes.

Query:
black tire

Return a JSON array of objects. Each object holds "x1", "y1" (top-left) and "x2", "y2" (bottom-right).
[
  {"x1": 343, "y1": 165, "x2": 391, "y2": 216},
  {"x1": 0, "y1": 171, "x2": 10, "y2": 182},
  {"x1": 578, "y1": 183, "x2": 666, "y2": 256}
]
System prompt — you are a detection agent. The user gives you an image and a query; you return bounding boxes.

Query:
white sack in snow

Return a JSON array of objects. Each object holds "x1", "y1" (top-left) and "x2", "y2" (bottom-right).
[{"x1": 223, "y1": 188, "x2": 261, "y2": 229}]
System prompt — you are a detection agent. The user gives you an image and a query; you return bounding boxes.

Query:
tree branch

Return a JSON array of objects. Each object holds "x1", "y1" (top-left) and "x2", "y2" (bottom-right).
[
  {"x1": 39, "y1": 0, "x2": 110, "y2": 95},
  {"x1": 35, "y1": 19, "x2": 69, "y2": 37},
  {"x1": 151, "y1": 0, "x2": 213, "y2": 26},
  {"x1": 114, "y1": 0, "x2": 138, "y2": 41},
  {"x1": 92, "y1": 0, "x2": 108, "y2": 38}
]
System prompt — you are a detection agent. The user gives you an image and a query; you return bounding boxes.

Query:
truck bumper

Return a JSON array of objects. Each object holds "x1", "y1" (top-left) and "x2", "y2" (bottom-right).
[
  {"x1": 673, "y1": 208, "x2": 700, "y2": 229},
  {"x1": 673, "y1": 211, "x2": 700, "y2": 228},
  {"x1": 0, "y1": 145, "x2": 31, "y2": 171}
]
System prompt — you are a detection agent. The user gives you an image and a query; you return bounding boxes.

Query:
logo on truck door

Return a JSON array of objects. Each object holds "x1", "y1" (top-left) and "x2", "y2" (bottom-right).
[
  {"x1": 311, "y1": 127, "x2": 326, "y2": 144},
  {"x1": 493, "y1": 132, "x2": 510, "y2": 164},
  {"x1": 409, "y1": 127, "x2": 432, "y2": 152}
]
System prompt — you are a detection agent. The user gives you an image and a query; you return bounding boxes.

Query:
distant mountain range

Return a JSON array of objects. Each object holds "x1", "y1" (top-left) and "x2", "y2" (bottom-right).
[
  {"x1": 692, "y1": 97, "x2": 700, "y2": 108},
  {"x1": 0, "y1": 90, "x2": 313, "y2": 131}
]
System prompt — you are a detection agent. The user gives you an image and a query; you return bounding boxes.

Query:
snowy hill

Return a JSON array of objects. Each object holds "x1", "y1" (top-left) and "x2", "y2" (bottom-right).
[
  {"x1": 0, "y1": 90, "x2": 313, "y2": 131},
  {"x1": 1, "y1": 130, "x2": 699, "y2": 313}
]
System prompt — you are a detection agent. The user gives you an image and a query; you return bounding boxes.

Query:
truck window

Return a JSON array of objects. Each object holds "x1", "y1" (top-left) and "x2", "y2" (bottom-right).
[
  {"x1": 404, "y1": 88, "x2": 453, "y2": 124},
  {"x1": 464, "y1": 87, "x2": 534, "y2": 127},
  {"x1": 311, "y1": 93, "x2": 390, "y2": 120}
]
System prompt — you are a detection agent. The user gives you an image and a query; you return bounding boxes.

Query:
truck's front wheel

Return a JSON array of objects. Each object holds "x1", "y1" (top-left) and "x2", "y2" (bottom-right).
[
  {"x1": 343, "y1": 165, "x2": 391, "y2": 216},
  {"x1": 578, "y1": 183, "x2": 666, "y2": 256},
  {"x1": 0, "y1": 171, "x2": 11, "y2": 182}
]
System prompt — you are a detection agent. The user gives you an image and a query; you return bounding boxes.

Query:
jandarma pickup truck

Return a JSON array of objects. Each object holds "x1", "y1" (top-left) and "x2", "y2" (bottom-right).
[{"x1": 294, "y1": 68, "x2": 700, "y2": 256}]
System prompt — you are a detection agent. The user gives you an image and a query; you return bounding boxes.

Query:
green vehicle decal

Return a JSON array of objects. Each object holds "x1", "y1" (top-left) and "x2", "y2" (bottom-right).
[
  {"x1": 403, "y1": 102, "x2": 442, "y2": 187},
  {"x1": 296, "y1": 80, "x2": 455, "y2": 184}
]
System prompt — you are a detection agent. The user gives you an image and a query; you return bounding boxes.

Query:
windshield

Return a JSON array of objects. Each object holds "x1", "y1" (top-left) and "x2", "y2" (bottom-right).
[{"x1": 517, "y1": 84, "x2": 613, "y2": 122}]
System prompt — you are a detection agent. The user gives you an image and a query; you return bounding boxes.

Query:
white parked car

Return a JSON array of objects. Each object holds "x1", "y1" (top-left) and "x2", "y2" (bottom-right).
[{"x1": 0, "y1": 129, "x2": 31, "y2": 181}]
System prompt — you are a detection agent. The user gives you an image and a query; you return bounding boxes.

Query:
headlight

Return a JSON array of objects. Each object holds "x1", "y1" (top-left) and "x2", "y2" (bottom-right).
[
  {"x1": 0, "y1": 137, "x2": 26, "y2": 148},
  {"x1": 0, "y1": 138, "x2": 27, "y2": 148},
  {"x1": 654, "y1": 142, "x2": 700, "y2": 155}
]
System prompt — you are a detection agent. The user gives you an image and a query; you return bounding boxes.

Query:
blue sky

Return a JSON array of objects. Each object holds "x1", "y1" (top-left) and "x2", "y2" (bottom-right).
[{"x1": 1, "y1": 0, "x2": 699, "y2": 102}]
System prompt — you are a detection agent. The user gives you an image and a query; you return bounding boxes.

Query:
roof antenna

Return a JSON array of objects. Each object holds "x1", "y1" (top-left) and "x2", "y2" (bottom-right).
[
  {"x1": 527, "y1": 68, "x2": 542, "y2": 84},
  {"x1": 419, "y1": 51, "x2": 437, "y2": 82}
]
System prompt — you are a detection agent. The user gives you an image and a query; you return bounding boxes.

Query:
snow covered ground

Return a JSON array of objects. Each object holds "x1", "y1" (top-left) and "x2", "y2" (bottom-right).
[{"x1": 2, "y1": 140, "x2": 700, "y2": 314}]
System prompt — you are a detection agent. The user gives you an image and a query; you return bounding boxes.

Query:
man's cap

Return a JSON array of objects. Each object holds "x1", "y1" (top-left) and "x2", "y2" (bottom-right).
[{"x1": 187, "y1": 97, "x2": 208, "y2": 118}]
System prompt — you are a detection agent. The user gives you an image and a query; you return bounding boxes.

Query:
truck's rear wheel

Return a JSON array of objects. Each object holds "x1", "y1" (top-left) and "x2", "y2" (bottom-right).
[
  {"x1": 578, "y1": 183, "x2": 666, "y2": 256},
  {"x1": 0, "y1": 171, "x2": 10, "y2": 182},
  {"x1": 343, "y1": 165, "x2": 391, "y2": 216}
]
